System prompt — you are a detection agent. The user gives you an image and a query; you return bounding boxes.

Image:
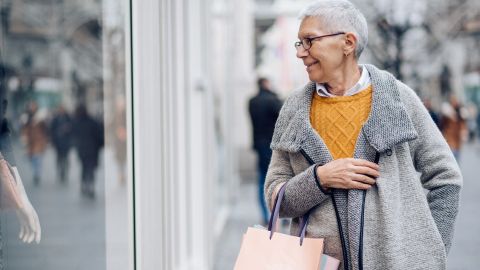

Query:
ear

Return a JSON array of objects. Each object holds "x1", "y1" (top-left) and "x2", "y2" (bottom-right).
[{"x1": 343, "y1": 32, "x2": 357, "y2": 56}]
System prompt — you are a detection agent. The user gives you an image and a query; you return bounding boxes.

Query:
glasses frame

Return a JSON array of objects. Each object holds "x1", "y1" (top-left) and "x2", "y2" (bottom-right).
[{"x1": 294, "y1": 32, "x2": 346, "y2": 50}]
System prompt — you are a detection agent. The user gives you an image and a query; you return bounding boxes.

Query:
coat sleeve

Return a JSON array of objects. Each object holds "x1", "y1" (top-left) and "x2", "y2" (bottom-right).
[
  {"x1": 401, "y1": 83, "x2": 463, "y2": 254},
  {"x1": 264, "y1": 149, "x2": 331, "y2": 218}
]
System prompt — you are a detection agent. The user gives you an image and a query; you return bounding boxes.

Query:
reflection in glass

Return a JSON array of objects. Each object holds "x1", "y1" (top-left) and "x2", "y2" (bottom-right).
[{"x1": 0, "y1": 0, "x2": 130, "y2": 269}]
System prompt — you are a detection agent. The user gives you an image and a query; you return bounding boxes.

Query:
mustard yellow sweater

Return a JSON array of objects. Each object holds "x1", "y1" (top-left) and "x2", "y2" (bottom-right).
[{"x1": 310, "y1": 86, "x2": 373, "y2": 159}]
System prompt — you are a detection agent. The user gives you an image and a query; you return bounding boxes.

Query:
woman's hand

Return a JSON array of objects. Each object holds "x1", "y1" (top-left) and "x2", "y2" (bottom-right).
[{"x1": 316, "y1": 158, "x2": 379, "y2": 190}]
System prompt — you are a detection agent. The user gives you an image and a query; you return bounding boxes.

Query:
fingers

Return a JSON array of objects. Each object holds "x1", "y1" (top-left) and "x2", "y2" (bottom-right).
[
  {"x1": 320, "y1": 158, "x2": 380, "y2": 191},
  {"x1": 352, "y1": 165, "x2": 380, "y2": 178},
  {"x1": 351, "y1": 159, "x2": 380, "y2": 170},
  {"x1": 22, "y1": 224, "x2": 30, "y2": 243},
  {"x1": 351, "y1": 173, "x2": 376, "y2": 185},
  {"x1": 17, "y1": 207, "x2": 41, "y2": 244},
  {"x1": 27, "y1": 230, "x2": 35, "y2": 243},
  {"x1": 26, "y1": 210, "x2": 40, "y2": 244},
  {"x1": 35, "y1": 230, "x2": 41, "y2": 244},
  {"x1": 349, "y1": 180, "x2": 372, "y2": 190},
  {"x1": 32, "y1": 210, "x2": 41, "y2": 243},
  {"x1": 19, "y1": 224, "x2": 25, "y2": 240},
  {"x1": 22, "y1": 222, "x2": 31, "y2": 243},
  {"x1": 35, "y1": 213, "x2": 42, "y2": 244}
]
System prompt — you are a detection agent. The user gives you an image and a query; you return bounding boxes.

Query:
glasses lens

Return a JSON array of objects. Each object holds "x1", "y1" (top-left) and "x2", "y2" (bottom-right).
[{"x1": 302, "y1": 39, "x2": 311, "y2": 50}]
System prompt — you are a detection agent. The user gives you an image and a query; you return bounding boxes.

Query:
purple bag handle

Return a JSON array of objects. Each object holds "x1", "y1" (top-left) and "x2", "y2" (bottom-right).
[
  {"x1": 268, "y1": 152, "x2": 381, "y2": 246},
  {"x1": 267, "y1": 183, "x2": 310, "y2": 246}
]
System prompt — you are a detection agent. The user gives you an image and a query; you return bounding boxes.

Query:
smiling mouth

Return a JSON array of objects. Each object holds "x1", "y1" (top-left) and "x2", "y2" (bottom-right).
[{"x1": 306, "y1": 61, "x2": 319, "y2": 71}]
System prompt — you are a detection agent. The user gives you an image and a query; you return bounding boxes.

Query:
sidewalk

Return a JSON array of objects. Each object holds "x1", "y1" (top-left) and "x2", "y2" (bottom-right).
[{"x1": 213, "y1": 183, "x2": 261, "y2": 270}]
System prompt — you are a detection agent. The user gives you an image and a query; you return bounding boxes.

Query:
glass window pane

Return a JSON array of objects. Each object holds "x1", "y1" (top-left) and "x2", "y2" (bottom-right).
[{"x1": 0, "y1": 0, "x2": 130, "y2": 269}]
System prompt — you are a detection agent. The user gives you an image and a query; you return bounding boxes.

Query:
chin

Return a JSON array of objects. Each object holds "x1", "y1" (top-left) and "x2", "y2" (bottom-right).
[{"x1": 308, "y1": 72, "x2": 325, "y2": 84}]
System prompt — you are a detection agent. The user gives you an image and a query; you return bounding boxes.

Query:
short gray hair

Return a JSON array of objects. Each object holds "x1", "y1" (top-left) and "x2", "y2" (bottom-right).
[{"x1": 299, "y1": 0, "x2": 368, "y2": 59}]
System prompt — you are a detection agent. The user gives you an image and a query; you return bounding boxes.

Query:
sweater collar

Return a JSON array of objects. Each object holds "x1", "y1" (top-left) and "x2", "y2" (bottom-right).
[
  {"x1": 316, "y1": 65, "x2": 371, "y2": 97},
  {"x1": 270, "y1": 64, "x2": 418, "y2": 154}
]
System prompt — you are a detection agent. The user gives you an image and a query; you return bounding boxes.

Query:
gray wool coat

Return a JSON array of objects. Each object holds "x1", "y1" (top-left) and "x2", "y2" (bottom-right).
[{"x1": 265, "y1": 64, "x2": 462, "y2": 270}]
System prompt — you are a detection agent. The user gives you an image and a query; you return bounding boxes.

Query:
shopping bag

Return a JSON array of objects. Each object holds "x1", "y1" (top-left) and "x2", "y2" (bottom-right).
[
  {"x1": 234, "y1": 183, "x2": 325, "y2": 270},
  {"x1": 319, "y1": 254, "x2": 340, "y2": 270}
]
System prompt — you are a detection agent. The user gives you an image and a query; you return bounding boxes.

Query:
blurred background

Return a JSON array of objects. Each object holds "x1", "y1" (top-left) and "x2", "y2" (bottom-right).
[{"x1": 0, "y1": 0, "x2": 478, "y2": 269}]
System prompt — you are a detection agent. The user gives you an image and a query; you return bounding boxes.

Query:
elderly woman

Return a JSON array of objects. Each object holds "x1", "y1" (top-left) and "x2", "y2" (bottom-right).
[{"x1": 264, "y1": 1, "x2": 462, "y2": 270}]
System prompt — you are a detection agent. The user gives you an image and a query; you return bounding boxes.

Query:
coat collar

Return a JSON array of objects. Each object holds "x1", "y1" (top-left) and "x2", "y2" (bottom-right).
[{"x1": 270, "y1": 64, "x2": 418, "y2": 159}]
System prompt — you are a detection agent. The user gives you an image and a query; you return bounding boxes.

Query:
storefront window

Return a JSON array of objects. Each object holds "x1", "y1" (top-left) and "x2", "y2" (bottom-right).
[{"x1": 0, "y1": 0, "x2": 131, "y2": 269}]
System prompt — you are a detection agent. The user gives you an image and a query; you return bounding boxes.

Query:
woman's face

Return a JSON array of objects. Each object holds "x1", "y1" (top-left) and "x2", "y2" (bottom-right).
[{"x1": 296, "y1": 17, "x2": 346, "y2": 83}]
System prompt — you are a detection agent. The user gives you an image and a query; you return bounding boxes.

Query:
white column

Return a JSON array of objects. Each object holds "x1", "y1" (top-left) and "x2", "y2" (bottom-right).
[
  {"x1": 131, "y1": 0, "x2": 164, "y2": 269},
  {"x1": 133, "y1": 0, "x2": 253, "y2": 269},
  {"x1": 232, "y1": 0, "x2": 256, "y2": 150}
]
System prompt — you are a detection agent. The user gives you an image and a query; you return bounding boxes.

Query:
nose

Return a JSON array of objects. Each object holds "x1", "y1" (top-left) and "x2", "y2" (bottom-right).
[{"x1": 296, "y1": 46, "x2": 308, "y2": 58}]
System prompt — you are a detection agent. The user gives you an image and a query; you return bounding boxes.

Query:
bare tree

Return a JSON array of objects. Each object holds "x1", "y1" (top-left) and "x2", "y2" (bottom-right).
[{"x1": 362, "y1": 0, "x2": 479, "y2": 85}]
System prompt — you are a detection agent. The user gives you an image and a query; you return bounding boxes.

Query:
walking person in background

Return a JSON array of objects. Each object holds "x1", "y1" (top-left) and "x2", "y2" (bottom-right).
[
  {"x1": 465, "y1": 103, "x2": 478, "y2": 143},
  {"x1": 265, "y1": 1, "x2": 462, "y2": 269},
  {"x1": 441, "y1": 95, "x2": 467, "y2": 160},
  {"x1": 248, "y1": 77, "x2": 283, "y2": 225},
  {"x1": 112, "y1": 97, "x2": 127, "y2": 185},
  {"x1": 50, "y1": 105, "x2": 73, "y2": 182},
  {"x1": 477, "y1": 110, "x2": 480, "y2": 142},
  {"x1": 72, "y1": 105, "x2": 104, "y2": 198},
  {"x1": 424, "y1": 99, "x2": 441, "y2": 129},
  {"x1": 21, "y1": 101, "x2": 49, "y2": 186}
]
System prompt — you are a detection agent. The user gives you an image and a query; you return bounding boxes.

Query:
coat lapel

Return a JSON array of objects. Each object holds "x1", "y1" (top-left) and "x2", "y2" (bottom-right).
[
  {"x1": 270, "y1": 81, "x2": 334, "y2": 165},
  {"x1": 361, "y1": 64, "x2": 418, "y2": 152}
]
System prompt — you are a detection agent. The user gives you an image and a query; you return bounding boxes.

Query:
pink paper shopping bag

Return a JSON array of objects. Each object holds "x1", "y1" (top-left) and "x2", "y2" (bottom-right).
[
  {"x1": 234, "y1": 183, "x2": 332, "y2": 270},
  {"x1": 234, "y1": 227, "x2": 324, "y2": 270}
]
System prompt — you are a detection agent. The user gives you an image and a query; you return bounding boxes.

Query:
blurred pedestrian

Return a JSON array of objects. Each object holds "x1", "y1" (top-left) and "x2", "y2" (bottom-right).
[
  {"x1": 248, "y1": 77, "x2": 283, "y2": 225},
  {"x1": 20, "y1": 101, "x2": 49, "y2": 185},
  {"x1": 72, "y1": 105, "x2": 104, "y2": 198},
  {"x1": 477, "y1": 111, "x2": 480, "y2": 141},
  {"x1": 265, "y1": 1, "x2": 462, "y2": 269},
  {"x1": 424, "y1": 99, "x2": 441, "y2": 129},
  {"x1": 50, "y1": 105, "x2": 73, "y2": 182},
  {"x1": 440, "y1": 95, "x2": 467, "y2": 160},
  {"x1": 465, "y1": 103, "x2": 478, "y2": 143},
  {"x1": 112, "y1": 97, "x2": 127, "y2": 185}
]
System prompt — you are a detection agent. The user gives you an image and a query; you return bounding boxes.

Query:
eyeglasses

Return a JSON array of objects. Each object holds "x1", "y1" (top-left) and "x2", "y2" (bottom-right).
[{"x1": 294, "y1": 32, "x2": 345, "y2": 50}]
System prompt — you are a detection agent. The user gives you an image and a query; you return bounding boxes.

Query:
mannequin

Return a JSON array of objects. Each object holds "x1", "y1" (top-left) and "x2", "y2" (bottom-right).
[{"x1": 8, "y1": 166, "x2": 42, "y2": 243}]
